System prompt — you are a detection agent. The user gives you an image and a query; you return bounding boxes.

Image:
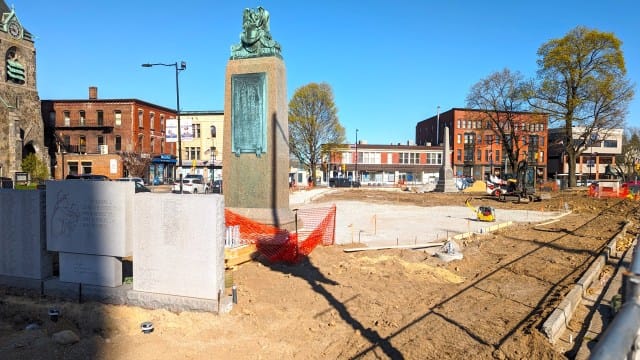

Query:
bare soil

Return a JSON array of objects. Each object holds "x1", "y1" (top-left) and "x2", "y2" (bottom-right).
[{"x1": 1, "y1": 189, "x2": 639, "y2": 360}]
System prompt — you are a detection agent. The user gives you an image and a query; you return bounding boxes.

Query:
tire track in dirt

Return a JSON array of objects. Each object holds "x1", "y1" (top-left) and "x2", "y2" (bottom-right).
[{"x1": 351, "y1": 198, "x2": 639, "y2": 359}]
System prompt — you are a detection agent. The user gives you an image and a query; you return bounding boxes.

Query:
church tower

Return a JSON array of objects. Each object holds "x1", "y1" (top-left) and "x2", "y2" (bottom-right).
[{"x1": 0, "y1": 2, "x2": 46, "y2": 180}]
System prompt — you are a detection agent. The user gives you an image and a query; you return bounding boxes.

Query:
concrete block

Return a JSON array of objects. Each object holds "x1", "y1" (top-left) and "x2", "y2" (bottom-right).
[
  {"x1": 59, "y1": 252, "x2": 123, "y2": 287},
  {"x1": 81, "y1": 283, "x2": 131, "y2": 305},
  {"x1": 0, "y1": 274, "x2": 43, "y2": 292},
  {"x1": 127, "y1": 290, "x2": 220, "y2": 313},
  {"x1": 43, "y1": 278, "x2": 80, "y2": 301},
  {"x1": 0, "y1": 190, "x2": 53, "y2": 279},
  {"x1": 132, "y1": 194, "x2": 225, "y2": 300},
  {"x1": 46, "y1": 181, "x2": 133, "y2": 257}
]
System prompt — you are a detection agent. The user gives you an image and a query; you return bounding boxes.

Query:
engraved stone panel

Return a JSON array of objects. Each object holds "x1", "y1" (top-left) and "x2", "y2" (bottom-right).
[
  {"x1": 0, "y1": 190, "x2": 52, "y2": 279},
  {"x1": 46, "y1": 181, "x2": 133, "y2": 257},
  {"x1": 133, "y1": 194, "x2": 225, "y2": 299},
  {"x1": 231, "y1": 72, "x2": 267, "y2": 156},
  {"x1": 59, "y1": 252, "x2": 123, "y2": 287}
]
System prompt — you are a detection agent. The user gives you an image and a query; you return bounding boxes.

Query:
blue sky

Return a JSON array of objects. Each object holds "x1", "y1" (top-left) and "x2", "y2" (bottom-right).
[{"x1": 12, "y1": 0, "x2": 640, "y2": 145}]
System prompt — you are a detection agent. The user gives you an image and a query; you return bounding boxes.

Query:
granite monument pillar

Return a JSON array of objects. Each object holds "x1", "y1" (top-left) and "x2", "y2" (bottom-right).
[
  {"x1": 223, "y1": 7, "x2": 294, "y2": 228},
  {"x1": 435, "y1": 126, "x2": 457, "y2": 192}
]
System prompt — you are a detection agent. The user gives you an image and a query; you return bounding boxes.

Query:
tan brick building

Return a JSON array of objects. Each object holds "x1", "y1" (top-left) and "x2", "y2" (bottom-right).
[
  {"x1": 42, "y1": 87, "x2": 177, "y2": 183},
  {"x1": 0, "y1": 3, "x2": 47, "y2": 181}
]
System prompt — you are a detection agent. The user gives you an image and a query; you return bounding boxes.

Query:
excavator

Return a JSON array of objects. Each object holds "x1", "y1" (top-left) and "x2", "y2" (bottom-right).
[{"x1": 465, "y1": 197, "x2": 496, "y2": 222}]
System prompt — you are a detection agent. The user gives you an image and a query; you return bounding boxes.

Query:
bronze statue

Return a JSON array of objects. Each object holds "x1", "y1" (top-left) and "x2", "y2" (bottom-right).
[{"x1": 231, "y1": 6, "x2": 282, "y2": 59}]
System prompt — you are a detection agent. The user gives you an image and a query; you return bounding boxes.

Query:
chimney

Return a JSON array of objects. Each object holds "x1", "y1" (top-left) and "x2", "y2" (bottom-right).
[{"x1": 89, "y1": 86, "x2": 98, "y2": 100}]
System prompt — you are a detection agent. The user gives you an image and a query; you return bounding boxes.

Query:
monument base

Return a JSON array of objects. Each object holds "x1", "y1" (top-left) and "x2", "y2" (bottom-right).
[{"x1": 226, "y1": 206, "x2": 296, "y2": 231}]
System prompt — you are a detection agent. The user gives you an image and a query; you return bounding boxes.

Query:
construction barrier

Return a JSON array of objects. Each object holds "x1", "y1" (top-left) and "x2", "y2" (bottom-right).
[{"x1": 225, "y1": 205, "x2": 336, "y2": 265}]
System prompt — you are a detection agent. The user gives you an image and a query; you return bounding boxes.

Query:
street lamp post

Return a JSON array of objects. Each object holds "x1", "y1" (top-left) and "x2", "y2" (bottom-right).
[
  {"x1": 355, "y1": 129, "x2": 359, "y2": 183},
  {"x1": 142, "y1": 61, "x2": 186, "y2": 193},
  {"x1": 436, "y1": 105, "x2": 440, "y2": 145}
]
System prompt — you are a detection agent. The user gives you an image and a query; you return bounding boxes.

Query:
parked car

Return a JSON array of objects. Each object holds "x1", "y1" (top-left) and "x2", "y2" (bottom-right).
[
  {"x1": 115, "y1": 177, "x2": 145, "y2": 186},
  {"x1": 65, "y1": 174, "x2": 111, "y2": 181},
  {"x1": 172, "y1": 178, "x2": 209, "y2": 194},
  {"x1": 329, "y1": 177, "x2": 361, "y2": 188},
  {"x1": 184, "y1": 174, "x2": 205, "y2": 182},
  {"x1": 211, "y1": 179, "x2": 223, "y2": 194},
  {"x1": 135, "y1": 182, "x2": 151, "y2": 193}
]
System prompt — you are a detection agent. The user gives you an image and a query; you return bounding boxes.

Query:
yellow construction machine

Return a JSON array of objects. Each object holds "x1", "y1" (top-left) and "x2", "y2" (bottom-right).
[{"x1": 465, "y1": 197, "x2": 496, "y2": 222}]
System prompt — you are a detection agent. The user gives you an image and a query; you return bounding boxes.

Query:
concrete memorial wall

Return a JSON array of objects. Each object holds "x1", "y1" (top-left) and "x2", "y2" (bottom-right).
[
  {"x1": 46, "y1": 181, "x2": 134, "y2": 257},
  {"x1": 0, "y1": 190, "x2": 52, "y2": 280},
  {"x1": 132, "y1": 194, "x2": 225, "y2": 300}
]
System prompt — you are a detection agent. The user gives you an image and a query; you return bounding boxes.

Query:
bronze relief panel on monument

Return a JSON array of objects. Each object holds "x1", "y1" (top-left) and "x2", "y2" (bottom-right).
[{"x1": 231, "y1": 72, "x2": 267, "y2": 157}]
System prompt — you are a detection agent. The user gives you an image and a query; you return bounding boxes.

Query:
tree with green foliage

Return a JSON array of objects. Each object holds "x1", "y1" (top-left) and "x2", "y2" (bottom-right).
[
  {"x1": 21, "y1": 153, "x2": 49, "y2": 183},
  {"x1": 619, "y1": 128, "x2": 640, "y2": 180},
  {"x1": 466, "y1": 68, "x2": 547, "y2": 175},
  {"x1": 528, "y1": 26, "x2": 634, "y2": 187},
  {"x1": 289, "y1": 82, "x2": 345, "y2": 185}
]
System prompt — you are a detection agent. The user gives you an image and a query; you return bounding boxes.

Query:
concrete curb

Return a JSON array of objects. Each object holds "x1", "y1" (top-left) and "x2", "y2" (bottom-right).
[{"x1": 541, "y1": 221, "x2": 632, "y2": 344}]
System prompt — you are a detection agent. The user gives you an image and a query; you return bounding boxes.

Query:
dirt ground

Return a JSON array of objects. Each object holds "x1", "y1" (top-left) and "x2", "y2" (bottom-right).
[{"x1": 1, "y1": 189, "x2": 639, "y2": 360}]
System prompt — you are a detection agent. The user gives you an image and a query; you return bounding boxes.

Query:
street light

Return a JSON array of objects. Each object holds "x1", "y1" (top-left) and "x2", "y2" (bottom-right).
[
  {"x1": 436, "y1": 105, "x2": 440, "y2": 145},
  {"x1": 355, "y1": 129, "x2": 359, "y2": 183},
  {"x1": 142, "y1": 61, "x2": 186, "y2": 193}
]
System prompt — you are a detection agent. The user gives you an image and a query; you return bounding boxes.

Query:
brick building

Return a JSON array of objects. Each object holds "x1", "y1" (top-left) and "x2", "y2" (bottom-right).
[
  {"x1": 42, "y1": 87, "x2": 177, "y2": 182},
  {"x1": 179, "y1": 110, "x2": 224, "y2": 184},
  {"x1": 416, "y1": 108, "x2": 549, "y2": 181},
  {"x1": 322, "y1": 142, "x2": 443, "y2": 186},
  {"x1": 0, "y1": 3, "x2": 47, "y2": 180}
]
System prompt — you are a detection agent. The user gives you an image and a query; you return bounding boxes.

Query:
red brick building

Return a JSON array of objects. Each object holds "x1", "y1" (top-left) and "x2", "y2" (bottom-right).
[
  {"x1": 416, "y1": 108, "x2": 549, "y2": 181},
  {"x1": 42, "y1": 86, "x2": 177, "y2": 182}
]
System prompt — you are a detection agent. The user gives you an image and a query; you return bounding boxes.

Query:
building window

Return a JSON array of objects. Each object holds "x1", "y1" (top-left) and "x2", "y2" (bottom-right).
[
  {"x1": 464, "y1": 133, "x2": 475, "y2": 144},
  {"x1": 160, "y1": 114, "x2": 165, "y2": 129},
  {"x1": 185, "y1": 146, "x2": 201, "y2": 160},
  {"x1": 485, "y1": 150, "x2": 489, "y2": 161},
  {"x1": 150, "y1": 137, "x2": 155, "y2": 153},
  {"x1": 115, "y1": 135, "x2": 122, "y2": 151},
  {"x1": 150, "y1": 112, "x2": 155, "y2": 130},
  {"x1": 63, "y1": 135, "x2": 70, "y2": 147},
  {"x1": 138, "y1": 109, "x2": 144, "y2": 128},
  {"x1": 81, "y1": 161, "x2": 92, "y2": 174},
  {"x1": 495, "y1": 150, "x2": 500, "y2": 161},
  {"x1": 399, "y1": 152, "x2": 419, "y2": 164},
  {"x1": 95, "y1": 110, "x2": 103, "y2": 126},
  {"x1": 457, "y1": 120, "x2": 461, "y2": 128},
  {"x1": 193, "y1": 123, "x2": 201, "y2": 138},
  {"x1": 79, "y1": 111, "x2": 85, "y2": 126},
  {"x1": 342, "y1": 152, "x2": 352, "y2": 164},
  {"x1": 48, "y1": 112, "x2": 56, "y2": 126},
  {"x1": 456, "y1": 149, "x2": 462, "y2": 161},
  {"x1": 457, "y1": 134, "x2": 461, "y2": 144},
  {"x1": 64, "y1": 111, "x2": 70, "y2": 126},
  {"x1": 464, "y1": 148, "x2": 474, "y2": 162},
  {"x1": 97, "y1": 135, "x2": 104, "y2": 147},
  {"x1": 114, "y1": 110, "x2": 122, "y2": 126},
  {"x1": 68, "y1": 161, "x2": 78, "y2": 175},
  {"x1": 138, "y1": 135, "x2": 143, "y2": 152},
  {"x1": 362, "y1": 152, "x2": 381, "y2": 164},
  {"x1": 387, "y1": 153, "x2": 392, "y2": 164},
  {"x1": 477, "y1": 150, "x2": 482, "y2": 161},
  {"x1": 79, "y1": 136, "x2": 86, "y2": 153},
  {"x1": 604, "y1": 140, "x2": 618, "y2": 148},
  {"x1": 426, "y1": 153, "x2": 442, "y2": 165},
  {"x1": 485, "y1": 135, "x2": 492, "y2": 144}
]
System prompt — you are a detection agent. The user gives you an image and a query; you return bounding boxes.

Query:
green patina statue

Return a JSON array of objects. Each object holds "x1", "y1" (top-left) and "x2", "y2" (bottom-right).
[{"x1": 230, "y1": 6, "x2": 282, "y2": 60}]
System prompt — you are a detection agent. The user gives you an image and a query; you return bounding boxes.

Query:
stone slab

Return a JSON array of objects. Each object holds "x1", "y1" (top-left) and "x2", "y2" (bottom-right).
[
  {"x1": 59, "y1": 252, "x2": 123, "y2": 287},
  {"x1": 132, "y1": 194, "x2": 225, "y2": 300},
  {"x1": 0, "y1": 190, "x2": 53, "y2": 279},
  {"x1": 81, "y1": 283, "x2": 131, "y2": 305},
  {"x1": 0, "y1": 274, "x2": 43, "y2": 292},
  {"x1": 43, "y1": 278, "x2": 81, "y2": 301},
  {"x1": 127, "y1": 290, "x2": 223, "y2": 313},
  {"x1": 46, "y1": 181, "x2": 133, "y2": 257}
]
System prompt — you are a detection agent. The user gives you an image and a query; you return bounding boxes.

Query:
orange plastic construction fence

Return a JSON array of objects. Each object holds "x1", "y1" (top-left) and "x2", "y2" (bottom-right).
[{"x1": 225, "y1": 205, "x2": 336, "y2": 264}]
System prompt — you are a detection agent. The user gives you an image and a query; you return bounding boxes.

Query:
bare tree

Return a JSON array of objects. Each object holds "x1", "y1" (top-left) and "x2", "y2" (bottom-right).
[
  {"x1": 528, "y1": 26, "x2": 635, "y2": 186},
  {"x1": 466, "y1": 68, "x2": 547, "y2": 175},
  {"x1": 120, "y1": 152, "x2": 151, "y2": 178},
  {"x1": 289, "y1": 83, "x2": 345, "y2": 185}
]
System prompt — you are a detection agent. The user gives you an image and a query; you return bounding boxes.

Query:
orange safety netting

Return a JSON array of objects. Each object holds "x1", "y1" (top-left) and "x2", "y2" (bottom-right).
[
  {"x1": 588, "y1": 182, "x2": 640, "y2": 200},
  {"x1": 225, "y1": 205, "x2": 336, "y2": 264}
]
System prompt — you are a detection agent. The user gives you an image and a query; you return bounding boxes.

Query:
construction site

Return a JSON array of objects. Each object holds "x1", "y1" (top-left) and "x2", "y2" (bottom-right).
[{"x1": 1, "y1": 186, "x2": 639, "y2": 359}]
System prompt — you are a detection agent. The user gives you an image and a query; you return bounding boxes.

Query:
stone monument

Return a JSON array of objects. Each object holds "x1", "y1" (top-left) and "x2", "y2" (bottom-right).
[
  {"x1": 223, "y1": 7, "x2": 294, "y2": 228},
  {"x1": 435, "y1": 126, "x2": 457, "y2": 192}
]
